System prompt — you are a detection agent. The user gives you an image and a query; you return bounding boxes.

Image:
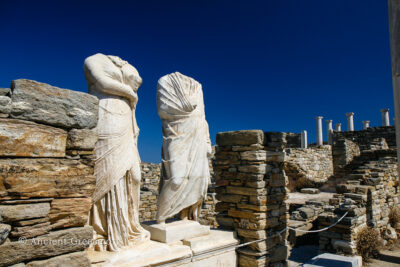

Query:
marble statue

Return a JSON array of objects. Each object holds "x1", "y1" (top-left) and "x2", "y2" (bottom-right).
[
  {"x1": 84, "y1": 53, "x2": 149, "y2": 251},
  {"x1": 156, "y1": 72, "x2": 212, "y2": 224}
]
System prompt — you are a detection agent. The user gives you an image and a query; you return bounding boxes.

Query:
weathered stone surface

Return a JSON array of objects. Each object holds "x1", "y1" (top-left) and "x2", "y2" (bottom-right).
[
  {"x1": 0, "y1": 198, "x2": 53, "y2": 205},
  {"x1": 10, "y1": 79, "x2": 99, "y2": 129},
  {"x1": 26, "y1": 251, "x2": 90, "y2": 267},
  {"x1": 13, "y1": 217, "x2": 49, "y2": 227},
  {"x1": 216, "y1": 130, "x2": 264, "y2": 146},
  {"x1": 300, "y1": 188, "x2": 320, "y2": 194},
  {"x1": 10, "y1": 222, "x2": 51, "y2": 239},
  {"x1": 67, "y1": 129, "x2": 98, "y2": 150},
  {"x1": 228, "y1": 209, "x2": 266, "y2": 220},
  {"x1": 227, "y1": 186, "x2": 266, "y2": 196},
  {"x1": 0, "y1": 203, "x2": 50, "y2": 222},
  {"x1": 0, "y1": 96, "x2": 11, "y2": 115},
  {"x1": 0, "y1": 158, "x2": 95, "y2": 199},
  {"x1": 49, "y1": 198, "x2": 92, "y2": 229},
  {"x1": 0, "y1": 119, "x2": 67, "y2": 157},
  {"x1": 0, "y1": 226, "x2": 93, "y2": 267},
  {"x1": 216, "y1": 194, "x2": 244, "y2": 203},
  {"x1": 238, "y1": 164, "x2": 267, "y2": 174},
  {"x1": 237, "y1": 229, "x2": 266, "y2": 239},
  {"x1": 0, "y1": 88, "x2": 11, "y2": 96},
  {"x1": 0, "y1": 223, "x2": 11, "y2": 245},
  {"x1": 240, "y1": 151, "x2": 266, "y2": 161}
]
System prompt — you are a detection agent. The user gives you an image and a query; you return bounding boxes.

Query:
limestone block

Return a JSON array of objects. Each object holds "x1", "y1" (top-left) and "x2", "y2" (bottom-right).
[
  {"x1": 26, "y1": 251, "x2": 90, "y2": 267},
  {"x1": 0, "y1": 158, "x2": 95, "y2": 199},
  {"x1": 10, "y1": 222, "x2": 51, "y2": 239},
  {"x1": 240, "y1": 151, "x2": 266, "y2": 161},
  {"x1": 49, "y1": 198, "x2": 92, "y2": 229},
  {"x1": 239, "y1": 254, "x2": 268, "y2": 267},
  {"x1": 270, "y1": 245, "x2": 289, "y2": 262},
  {"x1": 14, "y1": 217, "x2": 49, "y2": 227},
  {"x1": 67, "y1": 129, "x2": 98, "y2": 150},
  {"x1": 237, "y1": 229, "x2": 266, "y2": 239},
  {"x1": 0, "y1": 226, "x2": 93, "y2": 267},
  {"x1": 0, "y1": 118, "x2": 67, "y2": 157},
  {"x1": 10, "y1": 79, "x2": 99, "y2": 129},
  {"x1": 0, "y1": 223, "x2": 11, "y2": 245},
  {"x1": 182, "y1": 229, "x2": 238, "y2": 255},
  {"x1": 228, "y1": 209, "x2": 266, "y2": 220},
  {"x1": 143, "y1": 220, "x2": 210, "y2": 243},
  {"x1": 216, "y1": 130, "x2": 264, "y2": 146},
  {"x1": 0, "y1": 203, "x2": 50, "y2": 222},
  {"x1": 0, "y1": 96, "x2": 11, "y2": 115},
  {"x1": 238, "y1": 164, "x2": 267, "y2": 174},
  {"x1": 226, "y1": 186, "x2": 266, "y2": 196},
  {"x1": 0, "y1": 88, "x2": 11, "y2": 96}
]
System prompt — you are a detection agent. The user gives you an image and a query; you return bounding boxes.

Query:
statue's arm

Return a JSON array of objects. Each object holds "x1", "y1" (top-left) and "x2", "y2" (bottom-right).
[{"x1": 84, "y1": 55, "x2": 138, "y2": 106}]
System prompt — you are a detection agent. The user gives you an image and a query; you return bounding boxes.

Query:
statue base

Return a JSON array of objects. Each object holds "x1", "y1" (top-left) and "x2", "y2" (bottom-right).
[
  {"x1": 88, "y1": 229, "x2": 239, "y2": 267},
  {"x1": 142, "y1": 219, "x2": 210, "y2": 243}
]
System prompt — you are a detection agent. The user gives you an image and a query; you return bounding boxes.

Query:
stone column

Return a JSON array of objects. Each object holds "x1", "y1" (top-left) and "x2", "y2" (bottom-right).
[
  {"x1": 335, "y1": 123, "x2": 342, "y2": 132},
  {"x1": 346, "y1": 112, "x2": 354, "y2": 131},
  {"x1": 315, "y1": 116, "x2": 323, "y2": 146},
  {"x1": 301, "y1": 130, "x2": 307, "y2": 148},
  {"x1": 326, "y1": 120, "x2": 333, "y2": 145},
  {"x1": 362, "y1": 120, "x2": 370, "y2": 130},
  {"x1": 381, "y1": 109, "x2": 390, "y2": 126}
]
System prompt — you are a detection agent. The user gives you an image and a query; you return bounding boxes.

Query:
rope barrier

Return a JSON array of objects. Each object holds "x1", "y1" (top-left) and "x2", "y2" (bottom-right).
[{"x1": 235, "y1": 211, "x2": 349, "y2": 249}]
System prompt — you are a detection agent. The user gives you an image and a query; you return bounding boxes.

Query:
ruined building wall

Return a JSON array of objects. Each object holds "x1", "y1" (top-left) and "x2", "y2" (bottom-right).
[
  {"x1": 0, "y1": 79, "x2": 99, "y2": 266},
  {"x1": 284, "y1": 146, "x2": 333, "y2": 191},
  {"x1": 332, "y1": 126, "x2": 395, "y2": 175},
  {"x1": 319, "y1": 127, "x2": 400, "y2": 255},
  {"x1": 214, "y1": 130, "x2": 289, "y2": 267},
  {"x1": 139, "y1": 157, "x2": 219, "y2": 227}
]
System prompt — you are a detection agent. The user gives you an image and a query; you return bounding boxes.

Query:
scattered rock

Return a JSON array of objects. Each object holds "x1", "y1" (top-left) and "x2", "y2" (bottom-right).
[{"x1": 383, "y1": 225, "x2": 397, "y2": 240}]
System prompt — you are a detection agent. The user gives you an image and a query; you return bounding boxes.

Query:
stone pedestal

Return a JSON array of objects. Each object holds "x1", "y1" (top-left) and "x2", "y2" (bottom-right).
[
  {"x1": 88, "y1": 230, "x2": 238, "y2": 267},
  {"x1": 143, "y1": 219, "x2": 210, "y2": 243}
]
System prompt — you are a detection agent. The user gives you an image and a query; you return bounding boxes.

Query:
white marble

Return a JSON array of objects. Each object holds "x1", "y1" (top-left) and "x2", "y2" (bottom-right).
[
  {"x1": 156, "y1": 72, "x2": 212, "y2": 223},
  {"x1": 88, "y1": 229, "x2": 238, "y2": 267},
  {"x1": 381, "y1": 108, "x2": 390, "y2": 126},
  {"x1": 325, "y1": 120, "x2": 333, "y2": 145},
  {"x1": 315, "y1": 116, "x2": 323, "y2": 146},
  {"x1": 143, "y1": 219, "x2": 210, "y2": 243},
  {"x1": 346, "y1": 112, "x2": 354, "y2": 131},
  {"x1": 335, "y1": 123, "x2": 342, "y2": 132},
  {"x1": 84, "y1": 53, "x2": 149, "y2": 251},
  {"x1": 301, "y1": 130, "x2": 307, "y2": 148},
  {"x1": 362, "y1": 120, "x2": 370, "y2": 129}
]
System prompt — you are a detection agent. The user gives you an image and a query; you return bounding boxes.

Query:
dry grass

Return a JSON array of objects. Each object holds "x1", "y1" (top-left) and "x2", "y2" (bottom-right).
[
  {"x1": 389, "y1": 206, "x2": 400, "y2": 228},
  {"x1": 356, "y1": 226, "x2": 381, "y2": 261}
]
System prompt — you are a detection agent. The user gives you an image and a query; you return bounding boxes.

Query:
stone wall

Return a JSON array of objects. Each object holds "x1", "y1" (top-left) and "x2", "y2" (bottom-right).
[
  {"x1": 284, "y1": 146, "x2": 333, "y2": 191},
  {"x1": 332, "y1": 127, "x2": 396, "y2": 175},
  {"x1": 214, "y1": 130, "x2": 289, "y2": 267},
  {"x1": 319, "y1": 148, "x2": 400, "y2": 255},
  {"x1": 139, "y1": 158, "x2": 219, "y2": 227},
  {"x1": 0, "y1": 79, "x2": 98, "y2": 266},
  {"x1": 139, "y1": 162, "x2": 161, "y2": 222}
]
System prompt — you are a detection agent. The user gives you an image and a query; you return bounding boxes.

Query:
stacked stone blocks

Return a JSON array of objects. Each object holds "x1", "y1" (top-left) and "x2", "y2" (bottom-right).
[
  {"x1": 0, "y1": 79, "x2": 98, "y2": 266},
  {"x1": 214, "y1": 130, "x2": 289, "y2": 267}
]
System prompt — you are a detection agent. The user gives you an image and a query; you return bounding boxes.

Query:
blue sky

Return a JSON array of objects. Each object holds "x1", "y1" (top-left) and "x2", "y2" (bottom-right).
[{"x1": 0, "y1": 0, "x2": 394, "y2": 162}]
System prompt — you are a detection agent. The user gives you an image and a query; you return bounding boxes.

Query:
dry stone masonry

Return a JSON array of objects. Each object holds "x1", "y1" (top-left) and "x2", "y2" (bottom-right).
[
  {"x1": 214, "y1": 130, "x2": 290, "y2": 267},
  {"x1": 0, "y1": 79, "x2": 98, "y2": 267}
]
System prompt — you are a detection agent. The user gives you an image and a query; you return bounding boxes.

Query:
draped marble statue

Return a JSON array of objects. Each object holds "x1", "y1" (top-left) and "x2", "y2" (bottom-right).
[
  {"x1": 84, "y1": 53, "x2": 149, "y2": 251},
  {"x1": 156, "y1": 72, "x2": 212, "y2": 224}
]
